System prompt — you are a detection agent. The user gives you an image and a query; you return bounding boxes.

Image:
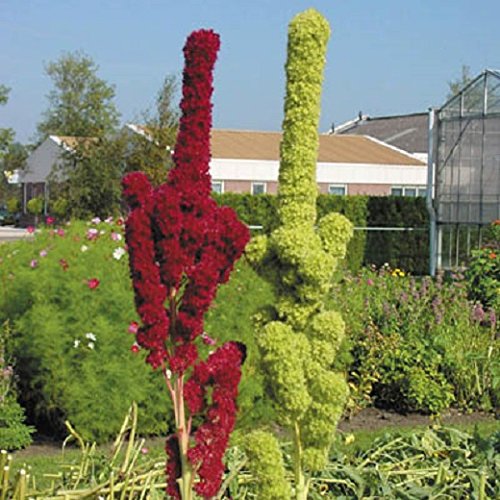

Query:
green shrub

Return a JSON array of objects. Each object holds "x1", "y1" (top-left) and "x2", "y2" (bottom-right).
[
  {"x1": 6, "y1": 198, "x2": 19, "y2": 214},
  {"x1": 0, "y1": 397, "x2": 34, "y2": 450},
  {"x1": 336, "y1": 266, "x2": 499, "y2": 414},
  {"x1": 26, "y1": 197, "x2": 44, "y2": 216},
  {"x1": 0, "y1": 220, "x2": 272, "y2": 441},
  {"x1": 0, "y1": 322, "x2": 33, "y2": 450},
  {"x1": 466, "y1": 221, "x2": 500, "y2": 312},
  {"x1": 50, "y1": 197, "x2": 69, "y2": 220},
  {"x1": 214, "y1": 193, "x2": 367, "y2": 272},
  {"x1": 365, "y1": 196, "x2": 429, "y2": 275}
]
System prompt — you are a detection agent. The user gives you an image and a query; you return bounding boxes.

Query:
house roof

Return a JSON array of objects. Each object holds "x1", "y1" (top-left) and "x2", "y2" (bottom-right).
[
  {"x1": 333, "y1": 112, "x2": 428, "y2": 154},
  {"x1": 50, "y1": 135, "x2": 97, "y2": 151},
  {"x1": 210, "y1": 129, "x2": 423, "y2": 166}
]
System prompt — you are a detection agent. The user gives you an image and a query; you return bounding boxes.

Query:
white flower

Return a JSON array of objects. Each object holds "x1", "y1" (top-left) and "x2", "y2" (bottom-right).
[
  {"x1": 113, "y1": 247, "x2": 126, "y2": 260},
  {"x1": 91, "y1": 217, "x2": 101, "y2": 224},
  {"x1": 81, "y1": 245, "x2": 89, "y2": 252},
  {"x1": 166, "y1": 369, "x2": 172, "y2": 380},
  {"x1": 105, "y1": 216, "x2": 114, "y2": 224},
  {"x1": 85, "y1": 332, "x2": 96, "y2": 341},
  {"x1": 99, "y1": 230, "x2": 106, "y2": 235},
  {"x1": 73, "y1": 339, "x2": 80, "y2": 348},
  {"x1": 87, "y1": 342, "x2": 95, "y2": 350}
]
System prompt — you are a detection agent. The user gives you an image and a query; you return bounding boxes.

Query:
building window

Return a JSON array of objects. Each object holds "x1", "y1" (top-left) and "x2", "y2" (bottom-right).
[
  {"x1": 328, "y1": 184, "x2": 347, "y2": 196},
  {"x1": 211, "y1": 181, "x2": 224, "y2": 194},
  {"x1": 251, "y1": 182, "x2": 266, "y2": 195},
  {"x1": 391, "y1": 186, "x2": 426, "y2": 197}
]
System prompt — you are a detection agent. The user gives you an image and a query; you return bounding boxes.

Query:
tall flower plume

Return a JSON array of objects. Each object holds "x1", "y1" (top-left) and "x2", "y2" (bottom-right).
[{"x1": 123, "y1": 29, "x2": 249, "y2": 499}]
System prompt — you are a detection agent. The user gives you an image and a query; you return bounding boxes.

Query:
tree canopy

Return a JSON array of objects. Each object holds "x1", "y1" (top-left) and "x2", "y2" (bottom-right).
[{"x1": 37, "y1": 51, "x2": 120, "y2": 139}]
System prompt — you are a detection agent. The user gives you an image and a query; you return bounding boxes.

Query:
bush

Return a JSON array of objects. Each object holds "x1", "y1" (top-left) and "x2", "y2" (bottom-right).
[
  {"x1": 466, "y1": 221, "x2": 500, "y2": 312},
  {"x1": 214, "y1": 193, "x2": 367, "y2": 272},
  {"x1": 214, "y1": 193, "x2": 430, "y2": 274},
  {"x1": 0, "y1": 322, "x2": 33, "y2": 450},
  {"x1": 6, "y1": 198, "x2": 19, "y2": 214},
  {"x1": 0, "y1": 220, "x2": 273, "y2": 441},
  {"x1": 336, "y1": 266, "x2": 499, "y2": 414},
  {"x1": 365, "y1": 196, "x2": 429, "y2": 275},
  {"x1": 26, "y1": 197, "x2": 44, "y2": 216}
]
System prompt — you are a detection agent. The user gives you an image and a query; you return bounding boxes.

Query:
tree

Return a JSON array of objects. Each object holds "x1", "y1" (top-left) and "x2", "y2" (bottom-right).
[
  {"x1": 125, "y1": 75, "x2": 179, "y2": 186},
  {"x1": 447, "y1": 65, "x2": 473, "y2": 99},
  {"x1": 0, "y1": 86, "x2": 23, "y2": 207},
  {"x1": 49, "y1": 135, "x2": 126, "y2": 219},
  {"x1": 0, "y1": 85, "x2": 14, "y2": 155},
  {"x1": 37, "y1": 51, "x2": 119, "y2": 139}
]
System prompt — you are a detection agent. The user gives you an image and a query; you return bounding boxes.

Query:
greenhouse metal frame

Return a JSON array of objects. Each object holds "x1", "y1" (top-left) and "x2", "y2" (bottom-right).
[{"x1": 428, "y1": 69, "x2": 500, "y2": 273}]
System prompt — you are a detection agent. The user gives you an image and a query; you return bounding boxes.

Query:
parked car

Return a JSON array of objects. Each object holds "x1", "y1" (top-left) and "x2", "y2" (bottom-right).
[{"x1": 0, "y1": 206, "x2": 21, "y2": 226}]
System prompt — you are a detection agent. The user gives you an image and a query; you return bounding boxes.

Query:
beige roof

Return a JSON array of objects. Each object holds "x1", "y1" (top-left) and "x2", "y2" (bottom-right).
[
  {"x1": 52, "y1": 135, "x2": 97, "y2": 150},
  {"x1": 210, "y1": 129, "x2": 424, "y2": 166}
]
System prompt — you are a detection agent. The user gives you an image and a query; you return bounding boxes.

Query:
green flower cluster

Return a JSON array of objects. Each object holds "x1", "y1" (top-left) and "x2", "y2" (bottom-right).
[{"x1": 245, "y1": 9, "x2": 353, "y2": 499}]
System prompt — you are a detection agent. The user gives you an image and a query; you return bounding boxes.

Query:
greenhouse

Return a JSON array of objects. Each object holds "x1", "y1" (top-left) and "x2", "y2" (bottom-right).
[{"x1": 429, "y1": 69, "x2": 500, "y2": 272}]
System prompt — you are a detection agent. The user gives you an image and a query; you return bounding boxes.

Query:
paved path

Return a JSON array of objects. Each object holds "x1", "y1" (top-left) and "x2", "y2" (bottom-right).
[{"x1": 0, "y1": 226, "x2": 32, "y2": 243}]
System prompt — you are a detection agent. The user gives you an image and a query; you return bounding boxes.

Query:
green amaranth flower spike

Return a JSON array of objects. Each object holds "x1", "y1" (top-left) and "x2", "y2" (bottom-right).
[{"x1": 245, "y1": 8, "x2": 353, "y2": 499}]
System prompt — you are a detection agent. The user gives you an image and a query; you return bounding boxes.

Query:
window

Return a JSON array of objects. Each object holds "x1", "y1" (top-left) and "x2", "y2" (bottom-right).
[
  {"x1": 251, "y1": 182, "x2": 266, "y2": 195},
  {"x1": 391, "y1": 186, "x2": 426, "y2": 197},
  {"x1": 211, "y1": 181, "x2": 224, "y2": 194},
  {"x1": 328, "y1": 184, "x2": 346, "y2": 196}
]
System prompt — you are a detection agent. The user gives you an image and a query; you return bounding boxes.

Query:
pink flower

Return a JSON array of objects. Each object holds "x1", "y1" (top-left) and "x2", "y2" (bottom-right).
[
  {"x1": 91, "y1": 217, "x2": 101, "y2": 224},
  {"x1": 128, "y1": 321, "x2": 139, "y2": 334},
  {"x1": 131, "y1": 343, "x2": 140, "y2": 353},
  {"x1": 111, "y1": 231, "x2": 122, "y2": 241},
  {"x1": 45, "y1": 216, "x2": 55, "y2": 225},
  {"x1": 367, "y1": 278, "x2": 374, "y2": 286},
  {"x1": 39, "y1": 249, "x2": 48, "y2": 258},
  {"x1": 201, "y1": 332, "x2": 217, "y2": 346},
  {"x1": 56, "y1": 228, "x2": 65, "y2": 237},
  {"x1": 86, "y1": 228, "x2": 99, "y2": 240},
  {"x1": 26, "y1": 226, "x2": 35, "y2": 234},
  {"x1": 87, "y1": 278, "x2": 100, "y2": 289},
  {"x1": 141, "y1": 446, "x2": 149, "y2": 454},
  {"x1": 30, "y1": 259, "x2": 38, "y2": 268}
]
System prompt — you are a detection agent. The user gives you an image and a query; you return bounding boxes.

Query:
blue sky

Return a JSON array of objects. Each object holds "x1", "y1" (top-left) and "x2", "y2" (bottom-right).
[{"x1": 1, "y1": 0, "x2": 499, "y2": 143}]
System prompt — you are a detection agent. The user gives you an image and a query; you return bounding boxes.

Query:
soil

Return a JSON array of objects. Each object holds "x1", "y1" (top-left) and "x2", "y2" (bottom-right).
[
  {"x1": 338, "y1": 407, "x2": 498, "y2": 433},
  {"x1": 14, "y1": 408, "x2": 498, "y2": 459}
]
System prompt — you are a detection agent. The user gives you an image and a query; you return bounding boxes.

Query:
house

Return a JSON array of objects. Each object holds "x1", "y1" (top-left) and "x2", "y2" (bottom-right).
[
  {"x1": 23, "y1": 128, "x2": 427, "y2": 211},
  {"x1": 20, "y1": 135, "x2": 92, "y2": 213},
  {"x1": 208, "y1": 129, "x2": 426, "y2": 196},
  {"x1": 333, "y1": 112, "x2": 429, "y2": 166}
]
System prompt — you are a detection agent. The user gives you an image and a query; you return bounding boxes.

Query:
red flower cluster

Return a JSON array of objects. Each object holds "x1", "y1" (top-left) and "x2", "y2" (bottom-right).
[
  {"x1": 123, "y1": 29, "x2": 249, "y2": 372},
  {"x1": 185, "y1": 342, "x2": 246, "y2": 498},
  {"x1": 123, "y1": 28, "x2": 249, "y2": 499},
  {"x1": 87, "y1": 278, "x2": 100, "y2": 289}
]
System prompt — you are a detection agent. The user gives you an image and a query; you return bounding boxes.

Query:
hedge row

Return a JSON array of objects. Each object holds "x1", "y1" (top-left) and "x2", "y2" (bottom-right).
[{"x1": 213, "y1": 194, "x2": 429, "y2": 274}]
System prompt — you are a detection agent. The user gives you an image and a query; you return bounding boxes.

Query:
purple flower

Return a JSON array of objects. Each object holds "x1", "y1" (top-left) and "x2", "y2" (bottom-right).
[
  {"x1": 30, "y1": 259, "x2": 38, "y2": 269},
  {"x1": 472, "y1": 303, "x2": 485, "y2": 323}
]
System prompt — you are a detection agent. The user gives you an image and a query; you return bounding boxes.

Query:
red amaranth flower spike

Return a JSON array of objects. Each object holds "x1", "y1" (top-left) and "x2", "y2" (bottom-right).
[{"x1": 123, "y1": 28, "x2": 249, "y2": 500}]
